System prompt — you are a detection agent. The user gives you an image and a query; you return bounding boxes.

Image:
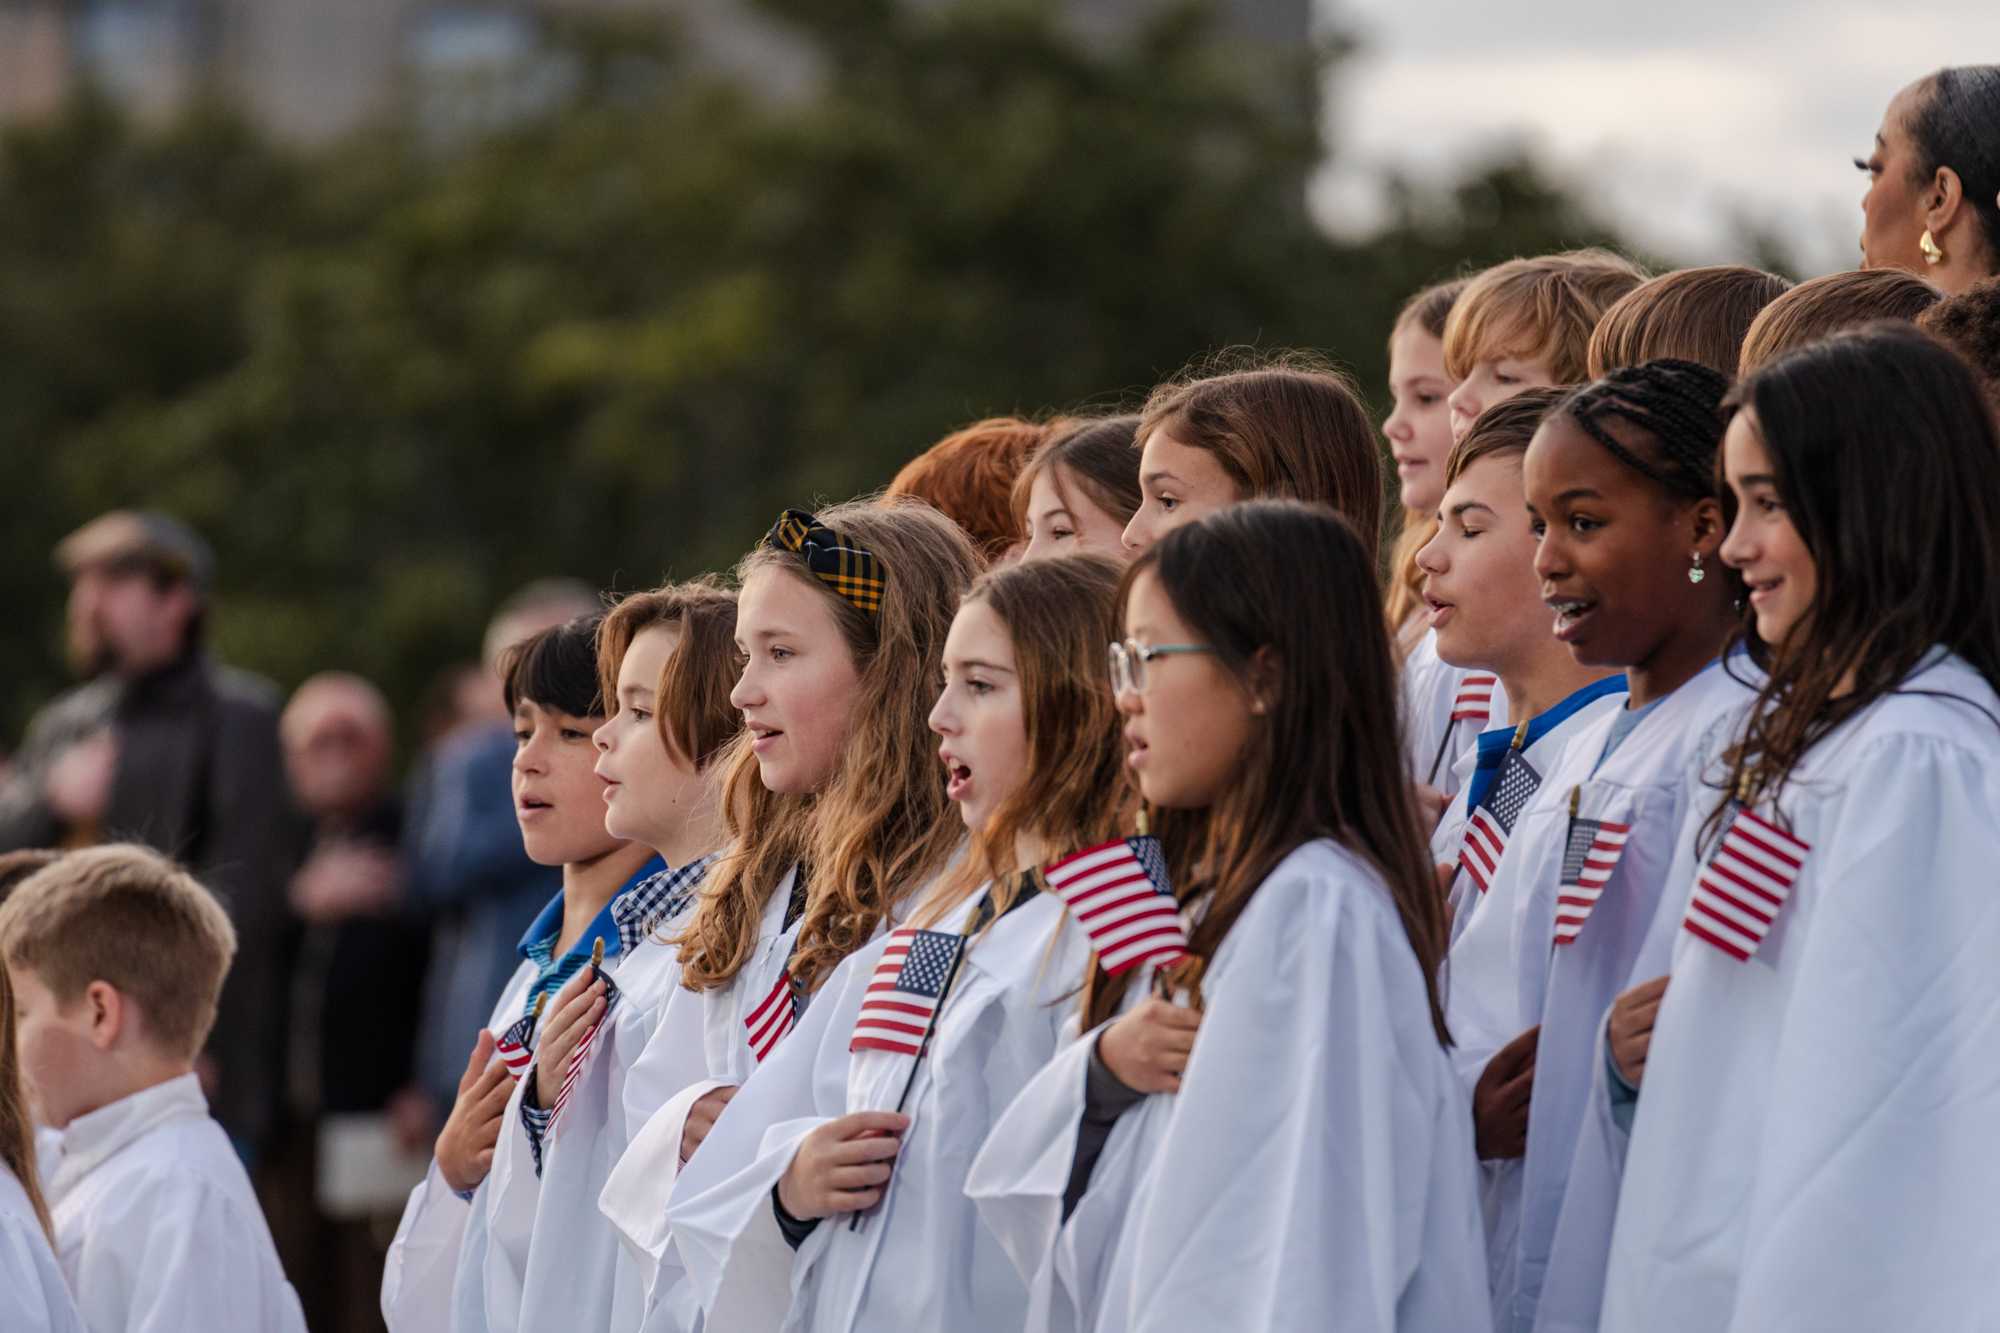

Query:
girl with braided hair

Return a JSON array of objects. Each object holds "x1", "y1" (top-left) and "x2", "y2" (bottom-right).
[{"x1": 1441, "y1": 358, "x2": 1754, "y2": 1333}]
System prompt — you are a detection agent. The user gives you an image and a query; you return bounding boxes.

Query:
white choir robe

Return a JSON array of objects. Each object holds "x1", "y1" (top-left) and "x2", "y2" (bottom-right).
[
  {"x1": 382, "y1": 959, "x2": 534, "y2": 1333},
  {"x1": 969, "y1": 839, "x2": 1494, "y2": 1333},
  {"x1": 1445, "y1": 663, "x2": 1751, "y2": 1333},
  {"x1": 469, "y1": 890, "x2": 704, "y2": 1333},
  {"x1": 1436, "y1": 687, "x2": 1626, "y2": 946},
  {"x1": 600, "y1": 864, "x2": 805, "y2": 1330},
  {"x1": 666, "y1": 890, "x2": 1093, "y2": 1332},
  {"x1": 47, "y1": 1072, "x2": 306, "y2": 1333},
  {"x1": 0, "y1": 1165, "x2": 84, "y2": 1333},
  {"x1": 1403, "y1": 628, "x2": 1511, "y2": 794},
  {"x1": 1601, "y1": 651, "x2": 2000, "y2": 1332}
]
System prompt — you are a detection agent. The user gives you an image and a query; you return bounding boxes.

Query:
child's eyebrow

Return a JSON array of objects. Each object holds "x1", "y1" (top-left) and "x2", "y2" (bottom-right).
[{"x1": 1449, "y1": 500, "x2": 1495, "y2": 520}]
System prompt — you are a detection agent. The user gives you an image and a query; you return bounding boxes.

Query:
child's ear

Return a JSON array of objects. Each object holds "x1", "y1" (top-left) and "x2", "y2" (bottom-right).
[
  {"x1": 1246, "y1": 646, "x2": 1282, "y2": 717},
  {"x1": 1690, "y1": 497, "x2": 1726, "y2": 554},
  {"x1": 83, "y1": 980, "x2": 124, "y2": 1052}
]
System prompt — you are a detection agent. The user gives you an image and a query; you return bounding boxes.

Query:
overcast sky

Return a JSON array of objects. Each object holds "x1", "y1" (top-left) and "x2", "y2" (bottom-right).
[{"x1": 1311, "y1": 1, "x2": 2000, "y2": 275}]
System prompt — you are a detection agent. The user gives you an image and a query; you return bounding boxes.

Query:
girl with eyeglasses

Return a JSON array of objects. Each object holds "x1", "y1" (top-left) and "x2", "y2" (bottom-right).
[{"x1": 972, "y1": 500, "x2": 1491, "y2": 1333}]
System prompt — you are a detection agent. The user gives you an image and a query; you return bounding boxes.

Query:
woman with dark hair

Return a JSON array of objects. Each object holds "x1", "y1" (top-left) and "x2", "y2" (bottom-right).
[
  {"x1": 1600, "y1": 325, "x2": 2000, "y2": 1331},
  {"x1": 972, "y1": 501, "x2": 1490, "y2": 1332},
  {"x1": 1858, "y1": 65, "x2": 2000, "y2": 292}
]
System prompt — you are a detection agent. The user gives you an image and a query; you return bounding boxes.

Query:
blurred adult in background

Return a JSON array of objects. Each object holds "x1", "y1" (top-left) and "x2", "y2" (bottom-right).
[
  {"x1": 1860, "y1": 66, "x2": 2000, "y2": 293},
  {"x1": 277, "y1": 673, "x2": 429, "y2": 1333},
  {"x1": 0, "y1": 510, "x2": 303, "y2": 1163},
  {"x1": 884, "y1": 415, "x2": 1050, "y2": 560},
  {"x1": 405, "y1": 579, "x2": 597, "y2": 1115}
]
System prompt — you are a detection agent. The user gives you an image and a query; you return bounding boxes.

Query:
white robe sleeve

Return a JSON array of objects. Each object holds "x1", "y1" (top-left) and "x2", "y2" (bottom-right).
[
  {"x1": 463, "y1": 1071, "x2": 542, "y2": 1333},
  {"x1": 79, "y1": 1170, "x2": 306, "y2": 1333},
  {"x1": 664, "y1": 946, "x2": 875, "y2": 1332},
  {"x1": 962, "y1": 1011, "x2": 1094, "y2": 1286},
  {"x1": 1722, "y1": 740, "x2": 2000, "y2": 1331},
  {"x1": 1103, "y1": 874, "x2": 1491, "y2": 1333},
  {"x1": 0, "y1": 1200, "x2": 84, "y2": 1333},
  {"x1": 382, "y1": 1163, "x2": 473, "y2": 1332}
]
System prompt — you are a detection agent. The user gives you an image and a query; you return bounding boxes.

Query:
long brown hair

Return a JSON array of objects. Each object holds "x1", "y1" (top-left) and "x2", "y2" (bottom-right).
[
  {"x1": 1138, "y1": 352, "x2": 1385, "y2": 555},
  {"x1": 596, "y1": 577, "x2": 741, "y2": 770},
  {"x1": 1385, "y1": 279, "x2": 1469, "y2": 640},
  {"x1": 1709, "y1": 325, "x2": 2000, "y2": 837},
  {"x1": 1010, "y1": 416, "x2": 1143, "y2": 535},
  {"x1": 1586, "y1": 265, "x2": 1793, "y2": 378},
  {"x1": 676, "y1": 499, "x2": 982, "y2": 993},
  {"x1": 1081, "y1": 501, "x2": 1450, "y2": 1045},
  {"x1": 915, "y1": 554, "x2": 1131, "y2": 927},
  {"x1": 1736, "y1": 268, "x2": 1941, "y2": 374},
  {"x1": 1, "y1": 957, "x2": 54, "y2": 1242}
]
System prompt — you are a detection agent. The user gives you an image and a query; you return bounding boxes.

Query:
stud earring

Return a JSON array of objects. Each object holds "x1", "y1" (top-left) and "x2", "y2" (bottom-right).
[
  {"x1": 1921, "y1": 229, "x2": 1945, "y2": 266},
  {"x1": 1688, "y1": 551, "x2": 1706, "y2": 585}
]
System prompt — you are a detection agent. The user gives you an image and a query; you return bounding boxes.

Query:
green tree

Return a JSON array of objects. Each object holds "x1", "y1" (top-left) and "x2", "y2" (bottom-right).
[{"x1": 0, "y1": 0, "x2": 1647, "y2": 749}]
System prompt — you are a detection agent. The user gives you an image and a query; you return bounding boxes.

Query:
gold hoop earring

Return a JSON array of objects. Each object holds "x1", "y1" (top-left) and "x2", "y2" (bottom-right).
[{"x1": 1920, "y1": 229, "x2": 1945, "y2": 266}]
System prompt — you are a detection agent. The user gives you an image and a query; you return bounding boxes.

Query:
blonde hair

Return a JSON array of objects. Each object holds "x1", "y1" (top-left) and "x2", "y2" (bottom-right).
[
  {"x1": 914, "y1": 554, "x2": 1131, "y2": 928},
  {"x1": 0, "y1": 845, "x2": 237, "y2": 1062},
  {"x1": 1443, "y1": 249, "x2": 1649, "y2": 384},
  {"x1": 676, "y1": 498, "x2": 982, "y2": 993}
]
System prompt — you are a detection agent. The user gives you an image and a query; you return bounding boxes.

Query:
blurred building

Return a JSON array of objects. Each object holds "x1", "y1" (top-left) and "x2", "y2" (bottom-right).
[{"x1": 0, "y1": 0, "x2": 1310, "y2": 142}]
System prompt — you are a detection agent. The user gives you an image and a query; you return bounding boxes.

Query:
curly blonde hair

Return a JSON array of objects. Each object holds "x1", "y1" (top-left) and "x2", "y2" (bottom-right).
[{"x1": 676, "y1": 497, "x2": 983, "y2": 993}]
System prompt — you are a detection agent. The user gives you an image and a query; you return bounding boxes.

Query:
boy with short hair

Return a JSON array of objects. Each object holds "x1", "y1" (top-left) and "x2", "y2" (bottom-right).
[{"x1": 0, "y1": 844, "x2": 307, "y2": 1333}]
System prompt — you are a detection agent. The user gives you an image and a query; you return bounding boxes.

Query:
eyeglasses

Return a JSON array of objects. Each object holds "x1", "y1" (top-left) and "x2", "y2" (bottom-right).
[{"x1": 1108, "y1": 638, "x2": 1218, "y2": 695}]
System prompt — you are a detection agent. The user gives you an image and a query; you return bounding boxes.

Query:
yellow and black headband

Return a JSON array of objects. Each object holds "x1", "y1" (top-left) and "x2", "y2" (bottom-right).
[{"x1": 764, "y1": 509, "x2": 888, "y2": 619}]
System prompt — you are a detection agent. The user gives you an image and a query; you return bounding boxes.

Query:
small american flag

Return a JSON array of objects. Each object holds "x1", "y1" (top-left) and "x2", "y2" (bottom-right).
[
  {"x1": 849, "y1": 928, "x2": 964, "y2": 1057},
  {"x1": 1452, "y1": 673, "x2": 1499, "y2": 724},
  {"x1": 1041, "y1": 836, "x2": 1186, "y2": 975},
  {"x1": 494, "y1": 1007, "x2": 539, "y2": 1079},
  {"x1": 549, "y1": 964, "x2": 620, "y2": 1125},
  {"x1": 1682, "y1": 807, "x2": 1809, "y2": 962},
  {"x1": 1552, "y1": 814, "x2": 1632, "y2": 946},
  {"x1": 744, "y1": 968, "x2": 797, "y2": 1062},
  {"x1": 1459, "y1": 749, "x2": 1542, "y2": 894}
]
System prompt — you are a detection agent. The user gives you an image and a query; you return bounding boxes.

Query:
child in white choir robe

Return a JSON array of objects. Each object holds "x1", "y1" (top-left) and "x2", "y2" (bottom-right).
[
  {"x1": 0, "y1": 937, "x2": 85, "y2": 1333},
  {"x1": 471, "y1": 583, "x2": 739, "y2": 1333},
  {"x1": 1442, "y1": 361, "x2": 1748, "y2": 1333},
  {"x1": 970, "y1": 501, "x2": 1492, "y2": 1333},
  {"x1": 1403, "y1": 251, "x2": 1647, "y2": 793},
  {"x1": 383, "y1": 614, "x2": 663, "y2": 1331},
  {"x1": 667, "y1": 555, "x2": 1136, "y2": 1331},
  {"x1": 0, "y1": 846, "x2": 305, "y2": 1333},
  {"x1": 599, "y1": 501, "x2": 980, "y2": 1329},
  {"x1": 1600, "y1": 326, "x2": 2000, "y2": 1331},
  {"x1": 1414, "y1": 390, "x2": 1626, "y2": 942}
]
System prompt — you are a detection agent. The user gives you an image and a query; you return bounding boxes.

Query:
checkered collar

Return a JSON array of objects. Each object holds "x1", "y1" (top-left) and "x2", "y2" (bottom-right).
[{"x1": 611, "y1": 851, "x2": 719, "y2": 954}]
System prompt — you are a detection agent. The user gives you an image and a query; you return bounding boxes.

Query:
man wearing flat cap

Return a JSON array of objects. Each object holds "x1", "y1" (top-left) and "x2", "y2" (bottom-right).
[{"x1": 0, "y1": 510, "x2": 304, "y2": 1164}]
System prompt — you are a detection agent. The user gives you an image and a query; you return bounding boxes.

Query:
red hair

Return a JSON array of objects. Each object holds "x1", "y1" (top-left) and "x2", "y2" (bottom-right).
[{"x1": 885, "y1": 417, "x2": 1051, "y2": 559}]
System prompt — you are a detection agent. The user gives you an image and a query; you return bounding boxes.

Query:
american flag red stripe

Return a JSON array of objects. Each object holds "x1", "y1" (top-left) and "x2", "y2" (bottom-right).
[
  {"x1": 549, "y1": 967, "x2": 619, "y2": 1125},
  {"x1": 744, "y1": 968, "x2": 796, "y2": 1062},
  {"x1": 494, "y1": 1012, "x2": 540, "y2": 1072},
  {"x1": 1040, "y1": 837, "x2": 1185, "y2": 975},
  {"x1": 1451, "y1": 672, "x2": 1498, "y2": 724},
  {"x1": 1552, "y1": 819, "x2": 1632, "y2": 946},
  {"x1": 849, "y1": 927, "x2": 962, "y2": 1057},
  {"x1": 1459, "y1": 809, "x2": 1506, "y2": 893},
  {"x1": 1682, "y1": 807, "x2": 1809, "y2": 961}
]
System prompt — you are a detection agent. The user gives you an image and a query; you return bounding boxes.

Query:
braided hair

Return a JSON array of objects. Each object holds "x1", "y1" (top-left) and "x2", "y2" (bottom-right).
[{"x1": 1554, "y1": 358, "x2": 1730, "y2": 500}]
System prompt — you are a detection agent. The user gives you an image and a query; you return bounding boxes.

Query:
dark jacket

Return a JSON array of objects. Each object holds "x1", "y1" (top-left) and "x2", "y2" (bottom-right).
[{"x1": 0, "y1": 652, "x2": 307, "y2": 1156}]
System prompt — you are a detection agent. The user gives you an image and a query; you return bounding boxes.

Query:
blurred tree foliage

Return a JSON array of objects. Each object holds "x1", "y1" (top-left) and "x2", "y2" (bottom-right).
[{"x1": 0, "y1": 0, "x2": 1642, "y2": 749}]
